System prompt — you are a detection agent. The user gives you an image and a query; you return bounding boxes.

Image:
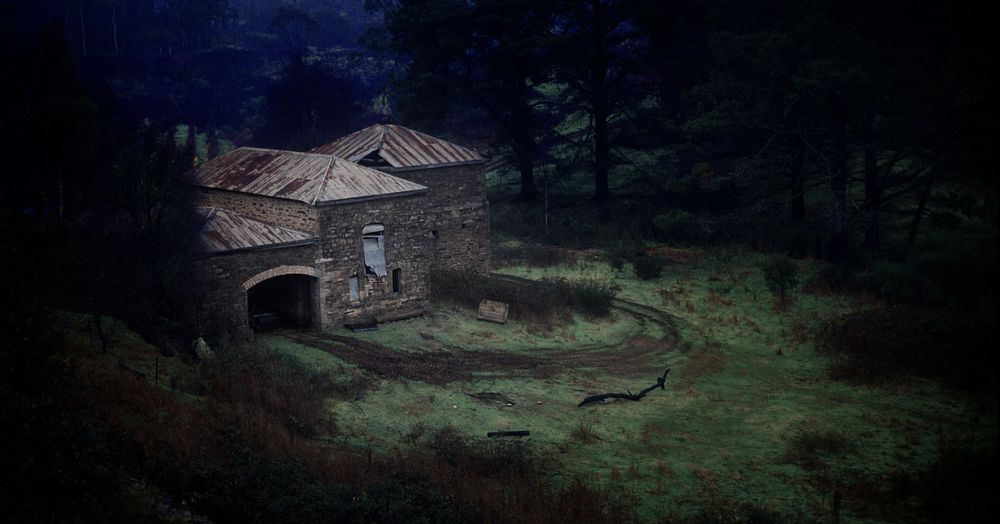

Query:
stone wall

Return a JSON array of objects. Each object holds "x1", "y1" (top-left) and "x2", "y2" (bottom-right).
[
  {"x1": 389, "y1": 164, "x2": 491, "y2": 273},
  {"x1": 315, "y1": 193, "x2": 433, "y2": 326},
  {"x1": 195, "y1": 243, "x2": 319, "y2": 342},
  {"x1": 195, "y1": 188, "x2": 319, "y2": 233}
]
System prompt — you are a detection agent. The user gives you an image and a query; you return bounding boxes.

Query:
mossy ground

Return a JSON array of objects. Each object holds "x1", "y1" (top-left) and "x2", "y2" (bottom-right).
[{"x1": 262, "y1": 247, "x2": 996, "y2": 521}]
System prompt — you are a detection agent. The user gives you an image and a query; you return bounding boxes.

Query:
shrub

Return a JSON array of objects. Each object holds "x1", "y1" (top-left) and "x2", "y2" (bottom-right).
[
  {"x1": 205, "y1": 344, "x2": 335, "y2": 437},
  {"x1": 633, "y1": 254, "x2": 667, "y2": 280},
  {"x1": 492, "y1": 244, "x2": 568, "y2": 267},
  {"x1": 560, "y1": 279, "x2": 616, "y2": 317},
  {"x1": 761, "y1": 255, "x2": 799, "y2": 308},
  {"x1": 424, "y1": 425, "x2": 541, "y2": 480},
  {"x1": 606, "y1": 246, "x2": 635, "y2": 272},
  {"x1": 431, "y1": 269, "x2": 569, "y2": 322},
  {"x1": 653, "y1": 209, "x2": 698, "y2": 243},
  {"x1": 892, "y1": 442, "x2": 997, "y2": 523},
  {"x1": 816, "y1": 305, "x2": 997, "y2": 392}
]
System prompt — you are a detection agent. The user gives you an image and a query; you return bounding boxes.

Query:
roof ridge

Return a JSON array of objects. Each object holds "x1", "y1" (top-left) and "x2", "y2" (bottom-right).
[
  {"x1": 238, "y1": 146, "x2": 334, "y2": 159},
  {"x1": 197, "y1": 207, "x2": 218, "y2": 235},
  {"x1": 376, "y1": 124, "x2": 388, "y2": 152},
  {"x1": 313, "y1": 155, "x2": 335, "y2": 205}
]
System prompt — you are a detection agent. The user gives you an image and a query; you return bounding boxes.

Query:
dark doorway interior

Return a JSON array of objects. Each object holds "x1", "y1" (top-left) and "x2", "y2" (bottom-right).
[{"x1": 247, "y1": 274, "x2": 315, "y2": 330}]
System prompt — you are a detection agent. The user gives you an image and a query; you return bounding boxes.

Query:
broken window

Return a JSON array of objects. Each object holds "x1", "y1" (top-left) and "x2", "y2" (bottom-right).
[
  {"x1": 349, "y1": 274, "x2": 360, "y2": 301},
  {"x1": 392, "y1": 268, "x2": 402, "y2": 293},
  {"x1": 362, "y1": 223, "x2": 387, "y2": 277}
]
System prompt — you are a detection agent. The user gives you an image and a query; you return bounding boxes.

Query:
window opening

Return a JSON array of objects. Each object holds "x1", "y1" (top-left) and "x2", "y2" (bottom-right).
[
  {"x1": 392, "y1": 268, "x2": 402, "y2": 293},
  {"x1": 362, "y1": 224, "x2": 387, "y2": 277},
  {"x1": 349, "y1": 274, "x2": 360, "y2": 301}
]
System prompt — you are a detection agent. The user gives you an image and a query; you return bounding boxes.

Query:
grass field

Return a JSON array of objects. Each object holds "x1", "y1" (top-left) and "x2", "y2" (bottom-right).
[{"x1": 259, "y1": 248, "x2": 996, "y2": 522}]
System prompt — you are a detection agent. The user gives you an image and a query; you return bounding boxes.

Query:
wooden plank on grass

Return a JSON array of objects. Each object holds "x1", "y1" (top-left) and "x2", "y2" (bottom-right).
[{"x1": 478, "y1": 299, "x2": 509, "y2": 324}]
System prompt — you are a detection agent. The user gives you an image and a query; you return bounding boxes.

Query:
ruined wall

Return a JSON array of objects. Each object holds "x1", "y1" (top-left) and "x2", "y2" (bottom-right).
[
  {"x1": 195, "y1": 188, "x2": 319, "y2": 233},
  {"x1": 196, "y1": 243, "x2": 319, "y2": 342},
  {"x1": 315, "y1": 193, "x2": 433, "y2": 326},
  {"x1": 388, "y1": 164, "x2": 491, "y2": 273}
]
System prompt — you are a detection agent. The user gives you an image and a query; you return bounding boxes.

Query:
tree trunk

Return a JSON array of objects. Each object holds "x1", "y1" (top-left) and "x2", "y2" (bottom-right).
[
  {"x1": 862, "y1": 147, "x2": 881, "y2": 249},
  {"x1": 512, "y1": 77, "x2": 538, "y2": 200},
  {"x1": 79, "y1": 2, "x2": 87, "y2": 57},
  {"x1": 593, "y1": 100, "x2": 610, "y2": 205},
  {"x1": 111, "y1": 8, "x2": 119, "y2": 55},
  {"x1": 790, "y1": 148, "x2": 805, "y2": 221},
  {"x1": 516, "y1": 143, "x2": 537, "y2": 200},
  {"x1": 826, "y1": 92, "x2": 850, "y2": 262},
  {"x1": 590, "y1": 0, "x2": 610, "y2": 206},
  {"x1": 906, "y1": 165, "x2": 936, "y2": 253}
]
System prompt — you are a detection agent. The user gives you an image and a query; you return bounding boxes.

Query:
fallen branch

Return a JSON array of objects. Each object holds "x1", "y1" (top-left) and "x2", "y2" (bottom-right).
[{"x1": 577, "y1": 368, "x2": 671, "y2": 407}]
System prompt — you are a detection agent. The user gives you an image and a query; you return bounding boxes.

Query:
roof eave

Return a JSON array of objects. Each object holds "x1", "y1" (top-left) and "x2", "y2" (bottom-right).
[
  {"x1": 383, "y1": 159, "x2": 488, "y2": 173},
  {"x1": 190, "y1": 183, "x2": 313, "y2": 205},
  {"x1": 197, "y1": 237, "x2": 318, "y2": 257},
  {"x1": 314, "y1": 188, "x2": 430, "y2": 207}
]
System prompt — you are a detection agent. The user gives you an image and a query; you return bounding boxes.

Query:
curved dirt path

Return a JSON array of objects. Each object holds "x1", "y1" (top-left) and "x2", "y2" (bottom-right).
[{"x1": 282, "y1": 278, "x2": 683, "y2": 384}]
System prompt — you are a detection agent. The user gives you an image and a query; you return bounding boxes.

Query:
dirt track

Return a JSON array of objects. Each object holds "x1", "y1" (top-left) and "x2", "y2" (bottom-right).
[{"x1": 283, "y1": 297, "x2": 681, "y2": 385}]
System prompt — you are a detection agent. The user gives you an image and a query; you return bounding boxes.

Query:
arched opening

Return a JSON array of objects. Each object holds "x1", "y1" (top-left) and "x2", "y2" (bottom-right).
[{"x1": 247, "y1": 274, "x2": 316, "y2": 331}]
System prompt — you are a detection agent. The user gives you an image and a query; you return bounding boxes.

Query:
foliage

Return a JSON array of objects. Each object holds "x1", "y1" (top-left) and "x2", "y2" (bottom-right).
[
  {"x1": 431, "y1": 269, "x2": 569, "y2": 322},
  {"x1": 858, "y1": 246, "x2": 996, "y2": 312},
  {"x1": 560, "y1": 279, "x2": 617, "y2": 317},
  {"x1": 205, "y1": 343, "x2": 336, "y2": 437},
  {"x1": 891, "y1": 441, "x2": 998, "y2": 523},
  {"x1": 632, "y1": 254, "x2": 667, "y2": 280},
  {"x1": 652, "y1": 209, "x2": 697, "y2": 244},
  {"x1": 259, "y1": 55, "x2": 373, "y2": 151},
  {"x1": 431, "y1": 269, "x2": 616, "y2": 321},
  {"x1": 816, "y1": 306, "x2": 997, "y2": 392},
  {"x1": 760, "y1": 256, "x2": 799, "y2": 307}
]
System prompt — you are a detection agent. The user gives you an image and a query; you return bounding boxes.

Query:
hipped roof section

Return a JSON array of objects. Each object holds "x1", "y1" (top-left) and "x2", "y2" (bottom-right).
[
  {"x1": 191, "y1": 147, "x2": 428, "y2": 205},
  {"x1": 309, "y1": 124, "x2": 485, "y2": 171},
  {"x1": 196, "y1": 207, "x2": 316, "y2": 254}
]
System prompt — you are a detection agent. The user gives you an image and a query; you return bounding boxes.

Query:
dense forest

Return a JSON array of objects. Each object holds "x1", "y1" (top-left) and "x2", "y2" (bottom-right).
[{"x1": 1, "y1": 0, "x2": 996, "y2": 522}]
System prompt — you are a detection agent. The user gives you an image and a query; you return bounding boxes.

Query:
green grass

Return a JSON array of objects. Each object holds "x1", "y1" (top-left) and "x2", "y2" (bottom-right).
[{"x1": 266, "y1": 248, "x2": 996, "y2": 522}]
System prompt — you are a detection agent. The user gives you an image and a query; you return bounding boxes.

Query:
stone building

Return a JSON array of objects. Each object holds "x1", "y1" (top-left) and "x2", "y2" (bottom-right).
[
  {"x1": 192, "y1": 126, "x2": 488, "y2": 339},
  {"x1": 311, "y1": 124, "x2": 490, "y2": 273}
]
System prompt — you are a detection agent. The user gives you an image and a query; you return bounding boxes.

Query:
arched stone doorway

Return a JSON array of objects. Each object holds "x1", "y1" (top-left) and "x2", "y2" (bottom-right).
[{"x1": 242, "y1": 266, "x2": 320, "y2": 331}]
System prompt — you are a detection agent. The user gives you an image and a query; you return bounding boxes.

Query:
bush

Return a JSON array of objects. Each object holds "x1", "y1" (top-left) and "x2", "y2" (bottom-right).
[
  {"x1": 652, "y1": 209, "x2": 693, "y2": 242},
  {"x1": 205, "y1": 344, "x2": 335, "y2": 437},
  {"x1": 606, "y1": 246, "x2": 638, "y2": 272},
  {"x1": 561, "y1": 279, "x2": 616, "y2": 317},
  {"x1": 892, "y1": 442, "x2": 997, "y2": 523},
  {"x1": 424, "y1": 425, "x2": 542, "y2": 480},
  {"x1": 431, "y1": 270, "x2": 569, "y2": 322},
  {"x1": 816, "y1": 306, "x2": 997, "y2": 392},
  {"x1": 633, "y1": 254, "x2": 667, "y2": 280},
  {"x1": 761, "y1": 255, "x2": 799, "y2": 308}
]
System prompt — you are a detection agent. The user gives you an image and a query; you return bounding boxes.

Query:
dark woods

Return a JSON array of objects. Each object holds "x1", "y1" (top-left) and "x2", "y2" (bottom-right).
[{"x1": 0, "y1": 0, "x2": 996, "y2": 522}]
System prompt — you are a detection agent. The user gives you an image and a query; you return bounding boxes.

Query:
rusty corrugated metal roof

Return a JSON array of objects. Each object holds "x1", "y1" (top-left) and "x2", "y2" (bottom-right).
[
  {"x1": 192, "y1": 147, "x2": 428, "y2": 204},
  {"x1": 197, "y1": 207, "x2": 316, "y2": 254},
  {"x1": 309, "y1": 124, "x2": 486, "y2": 170}
]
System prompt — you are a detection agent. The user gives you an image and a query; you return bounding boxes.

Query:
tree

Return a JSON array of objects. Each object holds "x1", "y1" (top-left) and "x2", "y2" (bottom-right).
[
  {"x1": 680, "y1": 0, "x2": 994, "y2": 261},
  {"x1": 381, "y1": 0, "x2": 556, "y2": 200},
  {"x1": 550, "y1": 0, "x2": 643, "y2": 206},
  {"x1": 259, "y1": 55, "x2": 373, "y2": 151}
]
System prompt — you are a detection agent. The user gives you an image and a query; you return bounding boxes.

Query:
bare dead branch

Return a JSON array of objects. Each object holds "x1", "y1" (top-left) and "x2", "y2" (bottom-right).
[{"x1": 577, "y1": 368, "x2": 670, "y2": 407}]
